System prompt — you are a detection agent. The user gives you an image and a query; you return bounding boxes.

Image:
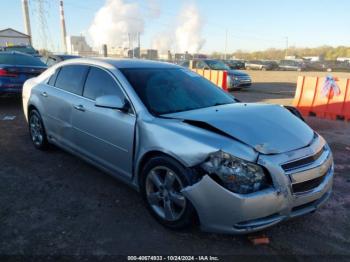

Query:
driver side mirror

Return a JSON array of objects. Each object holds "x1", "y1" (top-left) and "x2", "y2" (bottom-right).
[{"x1": 95, "y1": 95, "x2": 129, "y2": 112}]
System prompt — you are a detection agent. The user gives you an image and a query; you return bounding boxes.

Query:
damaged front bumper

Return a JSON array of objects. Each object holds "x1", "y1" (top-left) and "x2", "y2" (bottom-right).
[{"x1": 182, "y1": 137, "x2": 334, "y2": 234}]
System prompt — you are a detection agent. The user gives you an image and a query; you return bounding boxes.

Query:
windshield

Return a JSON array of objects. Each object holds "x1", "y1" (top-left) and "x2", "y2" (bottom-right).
[
  {"x1": 205, "y1": 60, "x2": 230, "y2": 70},
  {"x1": 120, "y1": 68, "x2": 235, "y2": 115}
]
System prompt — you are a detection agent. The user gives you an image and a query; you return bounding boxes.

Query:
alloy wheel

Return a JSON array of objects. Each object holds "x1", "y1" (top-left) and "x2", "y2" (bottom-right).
[
  {"x1": 29, "y1": 114, "x2": 44, "y2": 146},
  {"x1": 145, "y1": 166, "x2": 187, "y2": 222}
]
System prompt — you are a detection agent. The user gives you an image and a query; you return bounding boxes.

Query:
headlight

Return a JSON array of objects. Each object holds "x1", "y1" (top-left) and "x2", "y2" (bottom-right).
[{"x1": 200, "y1": 151, "x2": 270, "y2": 194}]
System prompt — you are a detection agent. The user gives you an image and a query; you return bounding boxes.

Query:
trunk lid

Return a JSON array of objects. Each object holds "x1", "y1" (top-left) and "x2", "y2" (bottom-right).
[{"x1": 0, "y1": 65, "x2": 46, "y2": 83}]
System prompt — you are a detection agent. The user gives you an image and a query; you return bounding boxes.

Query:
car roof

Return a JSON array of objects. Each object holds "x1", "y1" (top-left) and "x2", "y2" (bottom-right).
[
  {"x1": 97, "y1": 58, "x2": 179, "y2": 69},
  {"x1": 60, "y1": 57, "x2": 180, "y2": 69},
  {"x1": 52, "y1": 54, "x2": 81, "y2": 58}
]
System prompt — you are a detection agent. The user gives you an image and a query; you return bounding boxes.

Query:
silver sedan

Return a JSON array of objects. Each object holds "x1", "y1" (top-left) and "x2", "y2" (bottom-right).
[{"x1": 22, "y1": 58, "x2": 334, "y2": 234}]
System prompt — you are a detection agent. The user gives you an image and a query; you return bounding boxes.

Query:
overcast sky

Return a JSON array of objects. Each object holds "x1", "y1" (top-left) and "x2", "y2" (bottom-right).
[{"x1": 2, "y1": 0, "x2": 349, "y2": 53}]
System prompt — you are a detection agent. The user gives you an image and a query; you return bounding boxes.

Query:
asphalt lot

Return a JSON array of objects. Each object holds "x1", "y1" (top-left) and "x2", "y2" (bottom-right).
[{"x1": 0, "y1": 71, "x2": 349, "y2": 259}]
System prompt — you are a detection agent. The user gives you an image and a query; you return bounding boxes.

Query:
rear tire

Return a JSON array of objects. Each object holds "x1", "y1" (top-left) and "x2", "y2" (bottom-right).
[
  {"x1": 28, "y1": 109, "x2": 49, "y2": 150},
  {"x1": 140, "y1": 156, "x2": 196, "y2": 229}
]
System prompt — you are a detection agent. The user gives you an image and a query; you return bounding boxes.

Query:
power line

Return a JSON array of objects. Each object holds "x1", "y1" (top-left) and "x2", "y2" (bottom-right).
[{"x1": 30, "y1": 0, "x2": 55, "y2": 51}]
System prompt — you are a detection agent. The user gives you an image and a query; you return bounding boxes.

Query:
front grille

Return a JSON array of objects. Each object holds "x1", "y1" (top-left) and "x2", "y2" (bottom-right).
[
  {"x1": 292, "y1": 172, "x2": 327, "y2": 194},
  {"x1": 237, "y1": 76, "x2": 251, "y2": 81},
  {"x1": 282, "y1": 147, "x2": 324, "y2": 172}
]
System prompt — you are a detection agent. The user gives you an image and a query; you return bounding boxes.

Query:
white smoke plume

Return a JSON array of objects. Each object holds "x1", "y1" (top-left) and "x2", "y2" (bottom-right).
[
  {"x1": 89, "y1": 0, "x2": 205, "y2": 53},
  {"x1": 88, "y1": 0, "x2": 144, "y2": 48},
  {"x1": 175, "y1": 4, "x2": 206, "y2": 53},
  {"x1": 151, "y1": 32, "x2": 175, "y2": 54},
  {"x1": 152, "y1": 4, "x2": 206, "y2": 54}
]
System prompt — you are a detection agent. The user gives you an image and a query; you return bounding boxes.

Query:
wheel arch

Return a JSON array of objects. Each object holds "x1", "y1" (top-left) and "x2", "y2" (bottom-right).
[
  {"x1": 28, "y1": 104, "x2": 38, "y2": 113},
  {"x1": 136, "y1": 150, "x2": 201, "y2": 225},
  {"x1": 135, "y1": 150, "x2": 190, "y2": 188}
]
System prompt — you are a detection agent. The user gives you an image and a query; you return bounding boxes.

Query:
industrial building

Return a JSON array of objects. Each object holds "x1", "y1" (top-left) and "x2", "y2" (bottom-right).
[
  {"x1": 66, "y1": 35, "x2": 95, "y2": 56},
  {"x1": 0, "y1": 28, "x2": 31, "y2": 47}
]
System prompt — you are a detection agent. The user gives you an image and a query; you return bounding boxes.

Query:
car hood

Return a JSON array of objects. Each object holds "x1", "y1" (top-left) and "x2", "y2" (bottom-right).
[{"x1": 163, "y1": 103, "x2": 314, "y2": 154}]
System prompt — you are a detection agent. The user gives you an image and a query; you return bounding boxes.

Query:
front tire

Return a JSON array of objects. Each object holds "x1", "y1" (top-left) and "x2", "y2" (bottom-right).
[
  {"x1": 140, "y1": 156, "x2": 196, "y2": 229},
  {"x1": 29, "y1": 109, "x2": 49, "y2": 150}
]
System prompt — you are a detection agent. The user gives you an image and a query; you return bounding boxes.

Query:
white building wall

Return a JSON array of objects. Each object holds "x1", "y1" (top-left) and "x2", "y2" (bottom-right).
[{"x1": 0, "y1": 29, "x2": 30, "y2": 47}]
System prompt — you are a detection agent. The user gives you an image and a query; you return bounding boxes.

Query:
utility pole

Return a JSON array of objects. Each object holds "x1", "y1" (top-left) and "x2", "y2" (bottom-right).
[
  {"x1": 128, "y1": 33, "x2": 132, "y2": 58},
  {"x1": 285, "y1": 36, "x2": 289, "y2": 58},
  {"x1": 22, "y1": 0, "x2": 32, "y2": 45},
  {"x1": 224, "y1": 29, "x2": 228, "y2": 60},
  {"x1": 59, "y1": 0, "x2": 67, "y2": 53},
  {"x1": 137, "y1": 32, "x2": 140, "y2": 59}
]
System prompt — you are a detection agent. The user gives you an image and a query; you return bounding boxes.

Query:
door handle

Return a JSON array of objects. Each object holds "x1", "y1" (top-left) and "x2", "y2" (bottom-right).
[
  {"x1": 41, "y1": 92, "x2": 48, "y2": 97},
  {"x1": 73, "y1": 104, "x2": 85, "y2": 112}
]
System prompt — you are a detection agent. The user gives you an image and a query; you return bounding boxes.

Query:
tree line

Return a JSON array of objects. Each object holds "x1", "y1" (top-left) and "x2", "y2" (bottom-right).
[{"x1": 211, "y1": 46, "x2": 350, "y2": 60}]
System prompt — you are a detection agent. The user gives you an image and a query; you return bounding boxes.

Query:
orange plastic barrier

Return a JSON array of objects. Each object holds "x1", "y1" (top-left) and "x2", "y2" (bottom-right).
[
  {"x1": 344, "y1": 79, "x2": 350, "y2": 120},
  {"x1": 191, "y1": 68, "x2": 228, "y2": 91},
  {"x1": 293, "y1": 76, "x2": 350, "y2": 121}
]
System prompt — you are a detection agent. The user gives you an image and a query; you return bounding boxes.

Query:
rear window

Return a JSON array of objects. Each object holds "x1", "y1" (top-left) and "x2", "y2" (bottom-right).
[
  {"x1": 0, "y1": 53, "x2": 46, "y2": 66},
  {"x1": 55, "y1": 65, "x2": 88, "y2": 95},
  {"x1": 4, "y1": 46, "x2": 37, "y2": 54}
]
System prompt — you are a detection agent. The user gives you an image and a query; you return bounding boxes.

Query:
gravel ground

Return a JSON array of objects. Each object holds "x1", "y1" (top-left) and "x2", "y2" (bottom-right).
[{"x1": 0, "y1": 71, "x2": 349, "y2": 260}]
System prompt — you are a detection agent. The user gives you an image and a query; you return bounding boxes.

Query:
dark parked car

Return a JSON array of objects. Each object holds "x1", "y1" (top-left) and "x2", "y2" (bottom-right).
[
  {"x1": 308, "y1": 60, "x2": 350, "y2": 72},
  {"x1": 0, "y1": 52, "x2": 47, "y2": 95},
  {"x1": 245, "y1": 60, "x2": 278, "y2": 71},
  {"x1": 0, "y1": 45, "x2": 39, "y2": 56},
  {"x1": 222, "y1": 60, "x2": 245, "y2": 70},
  {"x1": 41, "y1": 54, "x2": 81, "y2": 67},
  {"x1": 278, "y1": 60, "x2": 306, "y2": 71},
  {"x1": 304, "y1": 61, "x2": 328, "y2": 72}
]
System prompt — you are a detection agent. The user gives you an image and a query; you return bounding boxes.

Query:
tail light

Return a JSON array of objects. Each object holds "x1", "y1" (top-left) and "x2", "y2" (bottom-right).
[{"x1": 0, "y1": 69, "x2": 17, "y2": 77}]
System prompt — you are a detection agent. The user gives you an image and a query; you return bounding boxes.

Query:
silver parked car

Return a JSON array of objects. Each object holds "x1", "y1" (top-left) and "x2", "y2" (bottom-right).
[
  {"x1": 179, "y1": 59, "x2": 252, "y2": 90},
  {"x1": 22, "y1": 58, "x2": 334, "y2": 234}
]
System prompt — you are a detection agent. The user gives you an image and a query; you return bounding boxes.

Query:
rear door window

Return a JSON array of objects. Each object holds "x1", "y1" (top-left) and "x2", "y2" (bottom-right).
[
  {"x1": 54, "y1": 65, "x2": 88, "y2": 95},
  {"x1": 48, "y1": 69, "x2": 60, "y2": 86},
  {"x1": 83, "y1": 67, "x2": 124, "y2": 100}
]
